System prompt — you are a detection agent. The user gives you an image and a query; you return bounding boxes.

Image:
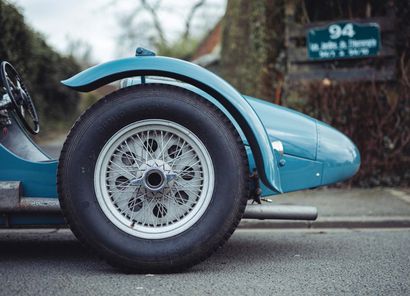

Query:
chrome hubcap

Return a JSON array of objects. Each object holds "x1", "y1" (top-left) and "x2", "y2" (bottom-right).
[
  {"x1": 129, "y1": 159, "x2": 177, "y2": 191},
  {"x1": 144, "y1": 168, "x2": 166, "y2": 191}
]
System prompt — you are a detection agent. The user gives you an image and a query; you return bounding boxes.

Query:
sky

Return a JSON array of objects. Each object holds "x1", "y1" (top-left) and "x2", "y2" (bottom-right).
[{"x1": 11, "y1": 0, "x2": 226, "y2": 63}]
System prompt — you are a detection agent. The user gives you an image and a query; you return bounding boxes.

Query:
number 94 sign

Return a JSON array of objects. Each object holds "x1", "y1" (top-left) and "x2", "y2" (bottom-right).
[{"x1": 307, "y1": 22, "x2": 381, "y2": 60}]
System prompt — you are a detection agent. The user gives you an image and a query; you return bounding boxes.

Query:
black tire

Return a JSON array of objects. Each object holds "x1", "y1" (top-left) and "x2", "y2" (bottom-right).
[{"x1": 58, "y1": 84, "x2": 249, "y2": 273}]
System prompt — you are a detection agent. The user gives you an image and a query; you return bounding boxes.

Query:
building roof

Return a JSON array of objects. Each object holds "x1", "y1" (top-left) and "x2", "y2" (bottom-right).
[{"x1": 191, "y1": 20, "x2": 222, "y2": 67}]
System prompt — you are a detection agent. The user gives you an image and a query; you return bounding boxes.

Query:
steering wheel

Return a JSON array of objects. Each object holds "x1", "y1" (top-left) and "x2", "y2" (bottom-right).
[{"x1": 0, "y1": 61, "x2": 40, "y2": 134}]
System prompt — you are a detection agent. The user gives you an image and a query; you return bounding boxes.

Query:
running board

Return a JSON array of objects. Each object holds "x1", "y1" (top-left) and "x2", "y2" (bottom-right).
[
  {"x1": 243, "y1": 204, "x2": 318, "y2": 220},
  {"x1": 0, "y1": 181, "x2": 60, "y2": 213}
]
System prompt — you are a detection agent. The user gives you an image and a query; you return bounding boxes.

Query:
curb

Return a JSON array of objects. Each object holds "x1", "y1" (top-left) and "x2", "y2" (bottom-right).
[{"x1": 239, "y1": 216, "x2": 410, "y2": 229}]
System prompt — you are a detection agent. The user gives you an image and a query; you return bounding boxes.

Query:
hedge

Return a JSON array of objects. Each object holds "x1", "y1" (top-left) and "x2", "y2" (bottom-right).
[{"x1": 0, "y1": 0, "x2": 81, "y2": 132}]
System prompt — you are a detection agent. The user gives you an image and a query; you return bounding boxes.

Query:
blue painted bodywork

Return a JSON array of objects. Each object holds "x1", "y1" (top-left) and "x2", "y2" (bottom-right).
[
  {"x1": 316, "y1": 121, "x2": 360, "y2": 185},
  {"x1": 0, "y1": 145, "x2": 57, "y2": 197},
  {"x1": 0, "y1": 54, "x2": 360, "y2": 226},
  {"x1": 244, "y1": 95, "x2": 360, "y2": 194},
  {"x1": 244, "y1": 95, "x2": 317, "y2": 160},
  {"x1": 61, "y1": 56, "x2": 283, "y2": 192},
  {"x1": 0, "y1": 124, "x2": 63, "y2": 226}
]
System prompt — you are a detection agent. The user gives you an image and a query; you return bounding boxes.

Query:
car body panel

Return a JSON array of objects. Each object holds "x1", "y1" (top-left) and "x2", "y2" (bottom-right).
[
  {"x1": 0, "y1": 116, "x2": 57, "y2": 198},
  {"x1": 245, "y1": 146, "x2": 323, "y2": 196},
  {"x1": 316, "y1": 121, "x2": 361, "y2": 185},
  {"x1": 0, "y1": 145, "x2": 58, "y2": 198},
  {"x1": 61, "y1": 55, "x2": 282, "y2": 192},
  {"x1": 0, "y1": 55, "x2": 361, "y2": 227},
  {"x1": 244, "y1": 96, "x2": 317, "y2": 160}
]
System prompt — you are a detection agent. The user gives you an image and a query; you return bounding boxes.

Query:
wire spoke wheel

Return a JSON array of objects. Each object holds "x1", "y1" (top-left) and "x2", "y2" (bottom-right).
[
  {"x1": 58, "y1": 84, "x2": 249, "y2": 272},
  {"x1": 94, "y1": 119, "x2": 215, "y2": 239}
]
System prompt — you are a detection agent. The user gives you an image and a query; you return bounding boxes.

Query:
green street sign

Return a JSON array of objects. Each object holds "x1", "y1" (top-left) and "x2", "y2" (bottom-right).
[{"x1": 307, "y1": 22, "x2": 381, "y2": 60}]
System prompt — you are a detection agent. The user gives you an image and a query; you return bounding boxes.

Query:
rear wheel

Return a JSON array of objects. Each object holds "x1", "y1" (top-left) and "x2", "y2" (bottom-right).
[{"x1": 58, "y1": 84, "x2": 249, "y2": 273}]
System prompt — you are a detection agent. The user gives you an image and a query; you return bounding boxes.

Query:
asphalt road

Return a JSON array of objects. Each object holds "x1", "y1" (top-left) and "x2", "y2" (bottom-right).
[{"x1": 0, "y1": 228, "x2": 409, "y2": 296}]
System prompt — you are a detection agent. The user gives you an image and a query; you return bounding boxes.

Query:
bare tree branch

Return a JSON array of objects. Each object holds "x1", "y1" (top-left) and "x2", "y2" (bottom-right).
[
  {"x1": 140, "y1": 0, "x2": 166, "y2": 45},
  {"x1": 183, "y1": 0, "x2": 206, "y2": 40},
  {"x1": 112, "y1": 0, "x2": 224, "y2": 57}
]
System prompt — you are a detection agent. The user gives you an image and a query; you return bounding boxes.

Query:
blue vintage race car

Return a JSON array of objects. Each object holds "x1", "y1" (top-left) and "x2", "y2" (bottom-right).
[{"x1": 0, "y1": 48, "x2": 360, "y2": 272}]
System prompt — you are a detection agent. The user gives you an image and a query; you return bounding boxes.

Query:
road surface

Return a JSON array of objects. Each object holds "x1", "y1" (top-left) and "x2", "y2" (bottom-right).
[{"x1": 0, "y1": 228, "x2": 408, "y2": 295}]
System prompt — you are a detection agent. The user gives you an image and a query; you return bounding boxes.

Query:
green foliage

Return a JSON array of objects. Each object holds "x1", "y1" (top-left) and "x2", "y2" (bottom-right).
[{"x1": 0, "y1": 0, "x2": 81, "y2": 134}]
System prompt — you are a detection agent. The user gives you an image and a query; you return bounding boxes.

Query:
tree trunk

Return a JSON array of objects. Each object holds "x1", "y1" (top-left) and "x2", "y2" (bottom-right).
[{"x1": 220, "y1": 0, "x2": 285, "y2": 101}]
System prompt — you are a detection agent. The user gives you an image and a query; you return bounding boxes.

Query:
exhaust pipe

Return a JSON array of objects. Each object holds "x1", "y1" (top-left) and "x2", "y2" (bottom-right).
[
  {"x1": 0, "y1": 181, "x2": 60, "y2": 213},
  {"x1": 0, "y1": 197, "x2": 60, "y2": 213},
  {"x1": 244, "y1": 204, "x2": 318, "y2": 220},
  {"x1": 18, "y1": 198, "x2": 61, "y2": 213}
]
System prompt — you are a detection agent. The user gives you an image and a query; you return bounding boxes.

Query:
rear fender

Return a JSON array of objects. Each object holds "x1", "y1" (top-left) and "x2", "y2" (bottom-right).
[{"x1": 61, "y1": 55, "x2": 282, "y2": 192}]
